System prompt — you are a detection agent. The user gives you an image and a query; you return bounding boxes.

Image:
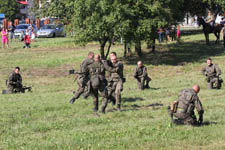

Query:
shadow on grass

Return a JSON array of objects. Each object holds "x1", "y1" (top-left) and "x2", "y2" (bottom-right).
[
  {"x1": 123, "y1": 97, "x2": 145, "y2": 103},
  {"x1": 171, "y1": 120, "x2": 217, "y2": 127},
  {"x1": 116, "y1": 103, "x2": 164, "y2": 112},
  {"x1": 124, "y1": 40, "x2": 225, "y2": 66},
  {"x1": 201, "y1": 121, "x2": 217, "y2": 126}
]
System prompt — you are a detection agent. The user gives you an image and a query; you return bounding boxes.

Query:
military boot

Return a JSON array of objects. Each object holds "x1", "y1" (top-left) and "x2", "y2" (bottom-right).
[
  {"x1": 101, "y1": 106, "x2": 106, "y2": 114},
  {"x1": 69, "y1": 97, "x2": 76, "y2": 104},
  {"x1": 145, "y1": 84, "x2": 150, "y2": 89},
  {"x1": 93, "y1": 99, "x2": 99, "y2": 112},
  {"x1": 208, "y1": 82, "x2": 213, "y2": 89},
  {"x1": 117, "y1": 104, "x2": 121, "y2": 111}
]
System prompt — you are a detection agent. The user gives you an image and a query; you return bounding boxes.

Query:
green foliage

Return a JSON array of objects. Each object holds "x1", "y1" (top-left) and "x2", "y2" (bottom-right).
[
  {"x1": 35, "y1": 0, "x2": 75, "y2": 24},
  {"x1": 0, "y1": 0, "x2": 20, "y2": 20},
  {"x1": 184, "y1": 0, "x2": 225, "y2": 16},
  {"x1": 72, "y1": 0, "x2": 185, "y2": 58}
]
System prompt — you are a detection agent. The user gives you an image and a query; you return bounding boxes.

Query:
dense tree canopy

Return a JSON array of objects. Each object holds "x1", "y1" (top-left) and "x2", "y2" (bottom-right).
[
  {"x1": 0, "y1": 0, "x2": 20, "y2": 21},
  {"x1": 30, "y1": 0, "x2": 225, "y2": 57},
  {"x1": 72, "y1": 0, "x2": 185, "y2": 58},
  {"x1": 34, "y1": 0, "x2": 75, "y2": 24}
]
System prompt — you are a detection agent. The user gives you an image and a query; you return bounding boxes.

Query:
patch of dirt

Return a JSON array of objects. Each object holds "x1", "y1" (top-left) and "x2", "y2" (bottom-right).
[{"x1": 26, "y1": 65, "x2": 75, "y2": 78}]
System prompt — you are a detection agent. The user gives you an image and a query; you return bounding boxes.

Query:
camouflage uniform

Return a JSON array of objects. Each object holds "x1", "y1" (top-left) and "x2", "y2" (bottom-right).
[
  {"x1": 70, "y1": 58, "x2": 93, "y2": 103},
  {"x1": 7, "y1": 72, "x2": 23, "y2": 93},
  {"x1": 134, "y1": 65, "x2": 151, "y2": 90},
  {"x1": 201, "y1": 64, "x2": 222, "y2": 89},
  {"x1": 172, "y1": 89, "x2": 204, "y2": 126},
  {"x1": 88, "y1": 61, "x2": 108, "y2": 113},
  {"x1": 104, "y1": 60, "x2": 124, "y2": 110}
]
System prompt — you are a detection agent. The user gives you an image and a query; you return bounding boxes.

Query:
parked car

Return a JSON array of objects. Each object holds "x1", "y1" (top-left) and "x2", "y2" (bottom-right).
[
  {"x1": 14, "y1": 24, "x2": 38, "y2": 37},
  {"x1": 37, "y1": 24, "x2": 66, "y2": 38}
]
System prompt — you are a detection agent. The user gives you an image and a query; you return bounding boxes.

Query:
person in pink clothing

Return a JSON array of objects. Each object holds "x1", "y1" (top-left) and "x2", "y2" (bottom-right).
[
  {"x1": 1, "y1": 28, "x2": 9, "y2": 48},
  {"x1": 176, "y1": 25, "x2": 181, "y2": 43}
]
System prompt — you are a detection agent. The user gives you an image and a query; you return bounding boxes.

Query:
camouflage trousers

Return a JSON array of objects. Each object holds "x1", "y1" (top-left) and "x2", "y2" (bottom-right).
[
  {"x1": 7, "y1": 84, "x2": 22, "y2": 94},
  {"x1": 136, "y1": 76, "x2": 151, "y2": 90},
  {"x1": 207, "y1": 77, "x2": 221, "y2": 89},
  {"x1": 108, "y1": 80, "x2": 123, "y2": 110},
  {"x1": 91, "y1": 82, "x2": 108, "y2": 113},
  {"x1": 72, "y1": 76, "x2": 90, "y2": 100},
  {"x1": 172, "y1": 115, "x2": 198, "y2": 126}
]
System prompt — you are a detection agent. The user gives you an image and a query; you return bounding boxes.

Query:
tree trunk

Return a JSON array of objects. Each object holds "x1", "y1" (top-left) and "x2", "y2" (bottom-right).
[
  {"x1": 100, "y1": 44, "x2": 105, "y2": 59},
  {"x1": 105, "y1": 41, "x2": 112, "y2": 59},
  {"x1": 99, "y1": 39, "x2": 108, "y2": 59},
  {"x1": 123, "y1": 41, "x2": 127, "y2": 57},
  {"x1": 152, "y1": 38, "x2": 155, "y2": 53},
  {"x1": 135, "y1": 41, "x2": 142, "y2": 57}
]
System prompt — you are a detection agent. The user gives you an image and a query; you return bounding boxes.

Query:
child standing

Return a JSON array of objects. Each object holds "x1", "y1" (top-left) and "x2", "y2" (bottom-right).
[
  {"x1": 1, "y1": 28, "x2": 9, "y2": 48},
  {"x1": 31, "y1": 31, "x2": 36, "y2": 42}
]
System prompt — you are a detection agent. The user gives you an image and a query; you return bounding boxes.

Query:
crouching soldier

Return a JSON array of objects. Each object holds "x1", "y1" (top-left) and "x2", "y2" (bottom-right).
[
  {"x1": 134, "y1": 61, "x2": 151, "y2": 90},
  {"x1": 169, "y1": 85, "x2": 204, "y2": 126},
  {"x1": 7, "y1": 67, "x2": 23, "y2": 93},
  {"x1": 201, "y1": 58, "x2": 222, "y2": 89}
]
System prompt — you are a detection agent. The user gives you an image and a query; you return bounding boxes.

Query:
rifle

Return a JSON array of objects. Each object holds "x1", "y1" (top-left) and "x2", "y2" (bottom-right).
[
  {"x1": 2, "y1": 85, "x2": 32, "y2": 94},
  {"x1": 69, "y1": 69, "x2": 85, "y2": 82},
  {"x1": 21, "y1": 86, "x2": 32, "y2": 93}
]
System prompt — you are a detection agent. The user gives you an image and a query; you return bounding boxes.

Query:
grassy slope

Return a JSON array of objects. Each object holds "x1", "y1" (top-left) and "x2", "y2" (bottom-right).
[{"x1": 0, "y1": 34, "x2": 225, "y2": 150}]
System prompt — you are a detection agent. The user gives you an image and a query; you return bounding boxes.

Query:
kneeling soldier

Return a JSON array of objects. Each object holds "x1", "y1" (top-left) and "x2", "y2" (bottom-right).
[
  {"x1": 7, "y1": 67, "x2": 23, "y2": 93},
  {"x1": 134, "y1": 61, "x2": 151, "y2": 90},
  {"x1": 169, "y1": 85, "x2": 204, "y2": 126},
  {"x1": 201, "y1": 58, "x2": 222, "y2": 89}
]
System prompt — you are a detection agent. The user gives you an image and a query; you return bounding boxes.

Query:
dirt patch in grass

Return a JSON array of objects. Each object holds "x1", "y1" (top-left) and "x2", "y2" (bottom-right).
[{"x1": 26, "y1": 65, "x2": 75, "y2": 78}]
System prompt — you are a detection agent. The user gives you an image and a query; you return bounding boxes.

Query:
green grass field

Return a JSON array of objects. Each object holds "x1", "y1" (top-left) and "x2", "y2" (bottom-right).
[{"x1": 0, "y1": 34, "x2": 225, "y2": 150}]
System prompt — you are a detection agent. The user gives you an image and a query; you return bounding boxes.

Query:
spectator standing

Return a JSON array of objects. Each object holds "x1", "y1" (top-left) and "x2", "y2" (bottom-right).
[
  {"x1": 19, "y1": 31, "x2": 25, "y2": 41},
  {"x1": 8, "y1": 22, "x2": 15, "y2": 42},
  {"x1": 222, "y1": 24, "x2": 225, "y2": 48},
  {"x1": 158, "y1": 28, "x2": 164, "y2": 43},
  {"x1": 31, "y1": 31, "x2": 36, "y2": 42},
  {"x1": 1, "y1": 28, "x2": 9, "y2": 48},
  {"x1": 28, "y1": 24, "x2": 33, "y2": 37},
  {"x1": 165, "y1": 28, "x2": 171, "y2": 42},
  {"x1": 176, "y1": 25, "x2": 181, "y2": 43}
]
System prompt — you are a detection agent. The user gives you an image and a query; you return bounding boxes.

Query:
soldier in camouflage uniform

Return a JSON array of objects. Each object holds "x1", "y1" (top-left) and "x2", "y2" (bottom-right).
[
  {"x1": 134, "y1": 61, "x2": 151, "y2": 90},
  {"x1": 170, "y1": 85, "x2": 204, "y2": 126},
  {"x1": 103, "y1": 55, "x2": 124, "y2": 111},
  {"x1": 7, "y1": 67, "x2": 23, "y2": 93},
  {"x1": 88, "y1": 54, "x2": 109, "y2": 113},
  {"x1": 69, "y1": 51, "x2": 94, "y2": 104},
  {"x1": 201, "y1": 58, "x2": 222, "y2": 89}
]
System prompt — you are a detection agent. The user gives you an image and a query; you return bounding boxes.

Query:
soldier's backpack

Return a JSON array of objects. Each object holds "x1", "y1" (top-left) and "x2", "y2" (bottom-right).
[
  {"x1": 177, "y1": 89, "x2": 195, "y2": 114},
  {"x1": 90, "y1": 75, "x2": 100, "y2": 89}
]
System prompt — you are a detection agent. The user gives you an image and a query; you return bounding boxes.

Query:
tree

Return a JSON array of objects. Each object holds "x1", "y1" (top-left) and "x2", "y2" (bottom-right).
[
  {"x1": 72, "y1": 0, "x2": 185, "y2": 58},
  {"x1": 72, "y1": 0, "x2": 122, "y2": 58},
  {"x1": 33, "y1": 0, "x2": 75, "y2": 24},
  {"x1": 115, "y1": 0, "x2": 185, "y2": 56},
  {"x1": 183, "y1": 0, "x2": 225, "y2": 17},
  {"x1": 0, "y1": 0, "x2": 20, "y2": 21}
]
